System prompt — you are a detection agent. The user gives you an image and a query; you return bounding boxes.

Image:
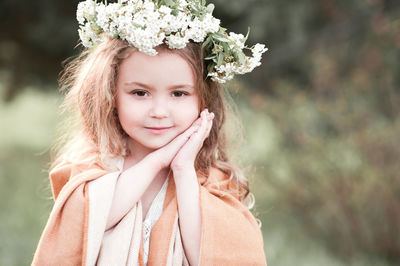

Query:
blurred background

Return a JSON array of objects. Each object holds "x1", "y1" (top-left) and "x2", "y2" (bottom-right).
[{"x1": 0, "y1": 0, "x2": 399, "y2": 265}]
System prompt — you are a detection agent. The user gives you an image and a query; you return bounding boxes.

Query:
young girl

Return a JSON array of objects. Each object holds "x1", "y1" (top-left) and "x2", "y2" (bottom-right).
[{"x1": 32, "y1": 0, "x2": 268, "y2": 265}]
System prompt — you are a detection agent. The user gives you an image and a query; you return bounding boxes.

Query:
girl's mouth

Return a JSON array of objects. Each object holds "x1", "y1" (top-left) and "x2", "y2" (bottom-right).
[{"x1": 144, "y1": 126, "x2": 173, "y2": 135}]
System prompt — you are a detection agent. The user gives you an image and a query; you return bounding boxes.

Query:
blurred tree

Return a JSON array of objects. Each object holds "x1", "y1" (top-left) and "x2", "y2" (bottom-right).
[
  {"x1": 0, "y1": 0, "x2": 81, "y2": 101},
  {"x1": 1, "y1": 0, "x2": 399, "y2": 100}
]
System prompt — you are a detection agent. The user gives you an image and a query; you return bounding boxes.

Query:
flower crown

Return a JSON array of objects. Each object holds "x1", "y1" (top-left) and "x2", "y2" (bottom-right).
[{"x1": 77, "y1": 0, "x2": 268, "y2": 83}]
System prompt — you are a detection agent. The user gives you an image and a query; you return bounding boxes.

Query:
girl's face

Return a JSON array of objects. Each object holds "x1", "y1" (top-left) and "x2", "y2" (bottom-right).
[{"x1": 116, "y1": 49, "x2": 200, "y2": 154}]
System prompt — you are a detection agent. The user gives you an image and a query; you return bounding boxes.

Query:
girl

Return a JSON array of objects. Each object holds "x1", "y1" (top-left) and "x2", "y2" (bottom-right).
[{"x1": 33, "y1": 0, "x2": 267, "y2": 265}]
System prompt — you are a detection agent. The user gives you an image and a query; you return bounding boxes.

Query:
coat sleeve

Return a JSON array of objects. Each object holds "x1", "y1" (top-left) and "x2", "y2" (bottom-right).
[
  {"x1": 198, "y1": 168, "x2": 267, "y2": 266},
  {"x1": 32, "y1": 162, "x2": 108, "y2": 266}
]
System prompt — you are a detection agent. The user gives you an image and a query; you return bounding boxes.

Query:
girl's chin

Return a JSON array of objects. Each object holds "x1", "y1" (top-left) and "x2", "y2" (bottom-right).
[
  {"x1": 127, "y1": 130, "x2": 182, "y2": 151},
  {"x1": 146, "y1": 139, "x2": 174, "y2": 149},
  {"x1": 131, "y1": 137, "x2": 175, "y2": 151}
]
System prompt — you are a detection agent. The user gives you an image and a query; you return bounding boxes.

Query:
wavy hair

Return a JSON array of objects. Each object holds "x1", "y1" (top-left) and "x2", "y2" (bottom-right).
[{"x1": 52, "y1": 35, "x2": 255, "y2": 207}]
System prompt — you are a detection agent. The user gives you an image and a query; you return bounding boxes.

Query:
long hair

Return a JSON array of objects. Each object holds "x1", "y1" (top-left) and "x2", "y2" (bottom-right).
[{"x1": 52, "y1": 34, "x2": 254, "y2": 206}]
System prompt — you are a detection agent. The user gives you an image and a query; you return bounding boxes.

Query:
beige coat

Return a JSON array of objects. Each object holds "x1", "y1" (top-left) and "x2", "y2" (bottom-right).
[{"x1": 32, "y1": 161, "x2": 267, "y2": 265}]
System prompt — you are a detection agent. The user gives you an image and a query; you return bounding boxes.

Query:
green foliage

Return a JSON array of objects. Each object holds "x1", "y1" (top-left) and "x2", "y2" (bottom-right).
[
  {"x1": 230, "y1": 20, "x2": 400, "y2": 260},
  {"x1": 0, "y1": 90, "x2": 59, "y2": 265}
]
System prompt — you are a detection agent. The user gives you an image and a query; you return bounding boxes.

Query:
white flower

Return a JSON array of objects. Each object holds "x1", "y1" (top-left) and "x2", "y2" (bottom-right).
[
  {"x1": 96, "y1": 3, "x2": 122, "y2": 36},
  {"x1": 244, "y1": 43, "x2": 268, "y2": 72},
  {"x1": 132, "y1": 12, "x2": 147, "y2": 28},
  {"x1": 186, "y1": 13, "x2": 220, "y2": 42},
  {"x1": 78, "y1": 23, "x2": 102, "y2": 48},
  {"x1": 142, "y1": 0, "x2": 155, "y2": 12},
  {"x1": 177, "y1": 0, "x2": 189, "y2": 9},
  {"x1": 75, "y1": 0, "x2": 268, "y2": 83},
  {"x1": 228, "y1": 32, "x2": 245, "y2": 49},
  {"x1": 166, "y1": 33, "x2": 189, "y2": 49},
  {"x1": 187, "y1": 17, "x2": 208, "y2": 42},
  {"x1": 208, "y1": 72, "x2": 230, "y2": 83},
  {"x1": 162, "y1": 12, "x2": 189, "y2": 33},
  {"x1": 78, "y1": 28, "x2": 92, "y2": 48},
  {"x1": 158, "y1": 5, "x2": 171, "y2": 15},
  {"x1": 207, "y1": 72, "x2": 224, "y2": 83},
  {"x1": 203, "y1": 13, "x2": 220, "y2": 33},
  {"x1": 253, "y1": 43, "x2": 268, "y2": 54},
  {"x1": 95, "y1": 5, "x2": 108, "y2": 29},
  {"x1": 76, "y1": 0, "x2": 96, "y2": 25}
]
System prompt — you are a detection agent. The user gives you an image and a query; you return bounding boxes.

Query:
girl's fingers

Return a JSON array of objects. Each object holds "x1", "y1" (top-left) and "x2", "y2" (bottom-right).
[
  {"x1": 170, "y1": 109, "x2": 212, "y2": 150},
  {"x1": 205, "y1": 113, "x2": 214, "y2": 138},
  {"x1": 153, "y1": 110, "x2": 210, "y2": 168},
  {"x1": 195, "y1": 110, "x2": 208, "y2": 138},
  {"x1": 178, "y1": 122, "x2": 200, "y2": 141},
  {"x1": 191, "y1": 110, "x2": 213, "y2": 142},
  {"x1": 164, "y1": 120, "x2": 199, "y2": 151}
]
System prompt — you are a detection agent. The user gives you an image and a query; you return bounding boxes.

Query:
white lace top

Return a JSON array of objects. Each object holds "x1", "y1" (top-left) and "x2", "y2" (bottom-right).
[{"x1": 142, "y1": 177, "x2": 169, "y2": 265}]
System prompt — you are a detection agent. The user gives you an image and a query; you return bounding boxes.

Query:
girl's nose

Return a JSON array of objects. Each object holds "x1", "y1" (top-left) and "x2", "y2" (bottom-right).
[{"x1": 149, "y1": 98, "x2": 169, "y2": 119}]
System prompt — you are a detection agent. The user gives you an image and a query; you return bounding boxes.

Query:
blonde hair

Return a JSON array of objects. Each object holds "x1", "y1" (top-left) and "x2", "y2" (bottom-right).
[{"x1": 53, "y1": 35, "x2": 254, "y2": 206}]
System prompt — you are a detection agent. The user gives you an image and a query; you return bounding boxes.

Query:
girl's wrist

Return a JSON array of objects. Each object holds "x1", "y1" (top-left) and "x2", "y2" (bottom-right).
[
  {"x1": 143, "y1": 152, "x2": 166, "y2": 172},
  {"x1": 172, "y1": 166, "x2": 198, "y2": 187},
  {"x1": 171, "y1": 163, "x2": 195, "y2": 174}
]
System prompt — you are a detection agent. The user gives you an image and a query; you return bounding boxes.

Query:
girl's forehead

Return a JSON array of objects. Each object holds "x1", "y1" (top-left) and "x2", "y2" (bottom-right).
[{"x1": 118, "y1": 49, "x2": 197, "y2": 87}]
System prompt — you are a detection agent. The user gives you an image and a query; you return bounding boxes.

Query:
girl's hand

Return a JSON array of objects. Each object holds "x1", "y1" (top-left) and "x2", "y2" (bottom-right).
[
  {"x1": 148, "y1": 115, "x2": 203, "y2": 170},
  {"x1": 170, "y1": 109, "x2": 214, "y2": 172}
]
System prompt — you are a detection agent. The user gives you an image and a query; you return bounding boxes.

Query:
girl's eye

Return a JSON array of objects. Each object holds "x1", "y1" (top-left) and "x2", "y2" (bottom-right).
[
  {"x1": 132, "y1": 90, "x2": 148, "y2": 97},
  {"x1": 172, "y1": 91, "x2": 188, "y2": 97}
]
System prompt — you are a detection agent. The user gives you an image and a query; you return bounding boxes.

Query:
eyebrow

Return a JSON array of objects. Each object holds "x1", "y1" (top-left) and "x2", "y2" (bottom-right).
[{"x1": 124, "y1": 81, "x2": 195, "y2": 90}]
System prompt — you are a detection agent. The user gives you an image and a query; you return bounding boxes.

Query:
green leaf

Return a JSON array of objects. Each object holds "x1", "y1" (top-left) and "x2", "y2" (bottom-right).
[
  {"x1": 204, "y1": 54, "x2": 216, "y2": 60},
  {"x1": 218, "y1": 27, "x2": 227, "y2": 34},
  {"x1": 165, "y1": 0, "x2": 175, "y2": 6},
  {"x1": 212, "y1": 43, "x2": 223, "y2": 53},
  {"x1": 91, "y1": 23, "x2": 103, "y2": 34},
  {"x1": 217, "y1": 52, "x2": 224, "y2": 67},
  {"x1": 131, "y1": 22, "x2": 145, "y2": 29},
  {"x1": 238, "y1": 52, "x2": 246, "y2": 64},
  {"x1": 201, "y1": 35, "x2": 212, "y2": 49},
  {"x1": 244, "y1": 27, "x2": 250, "y2": 42},
  {"x1": 206, "y1": 3, "x2": 215, "y2": 14},
  {"x1": 221, "y1": 42, "x2": 230, "y2": 53},
  {"x1": 213, "y1": 34, "x2": 230, "y2": 43}
]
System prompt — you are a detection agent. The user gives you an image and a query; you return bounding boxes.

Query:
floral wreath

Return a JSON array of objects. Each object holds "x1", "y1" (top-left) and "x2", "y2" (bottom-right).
[{"x1": 77, "y1": 0, "x2": 268, "y2": 83}]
